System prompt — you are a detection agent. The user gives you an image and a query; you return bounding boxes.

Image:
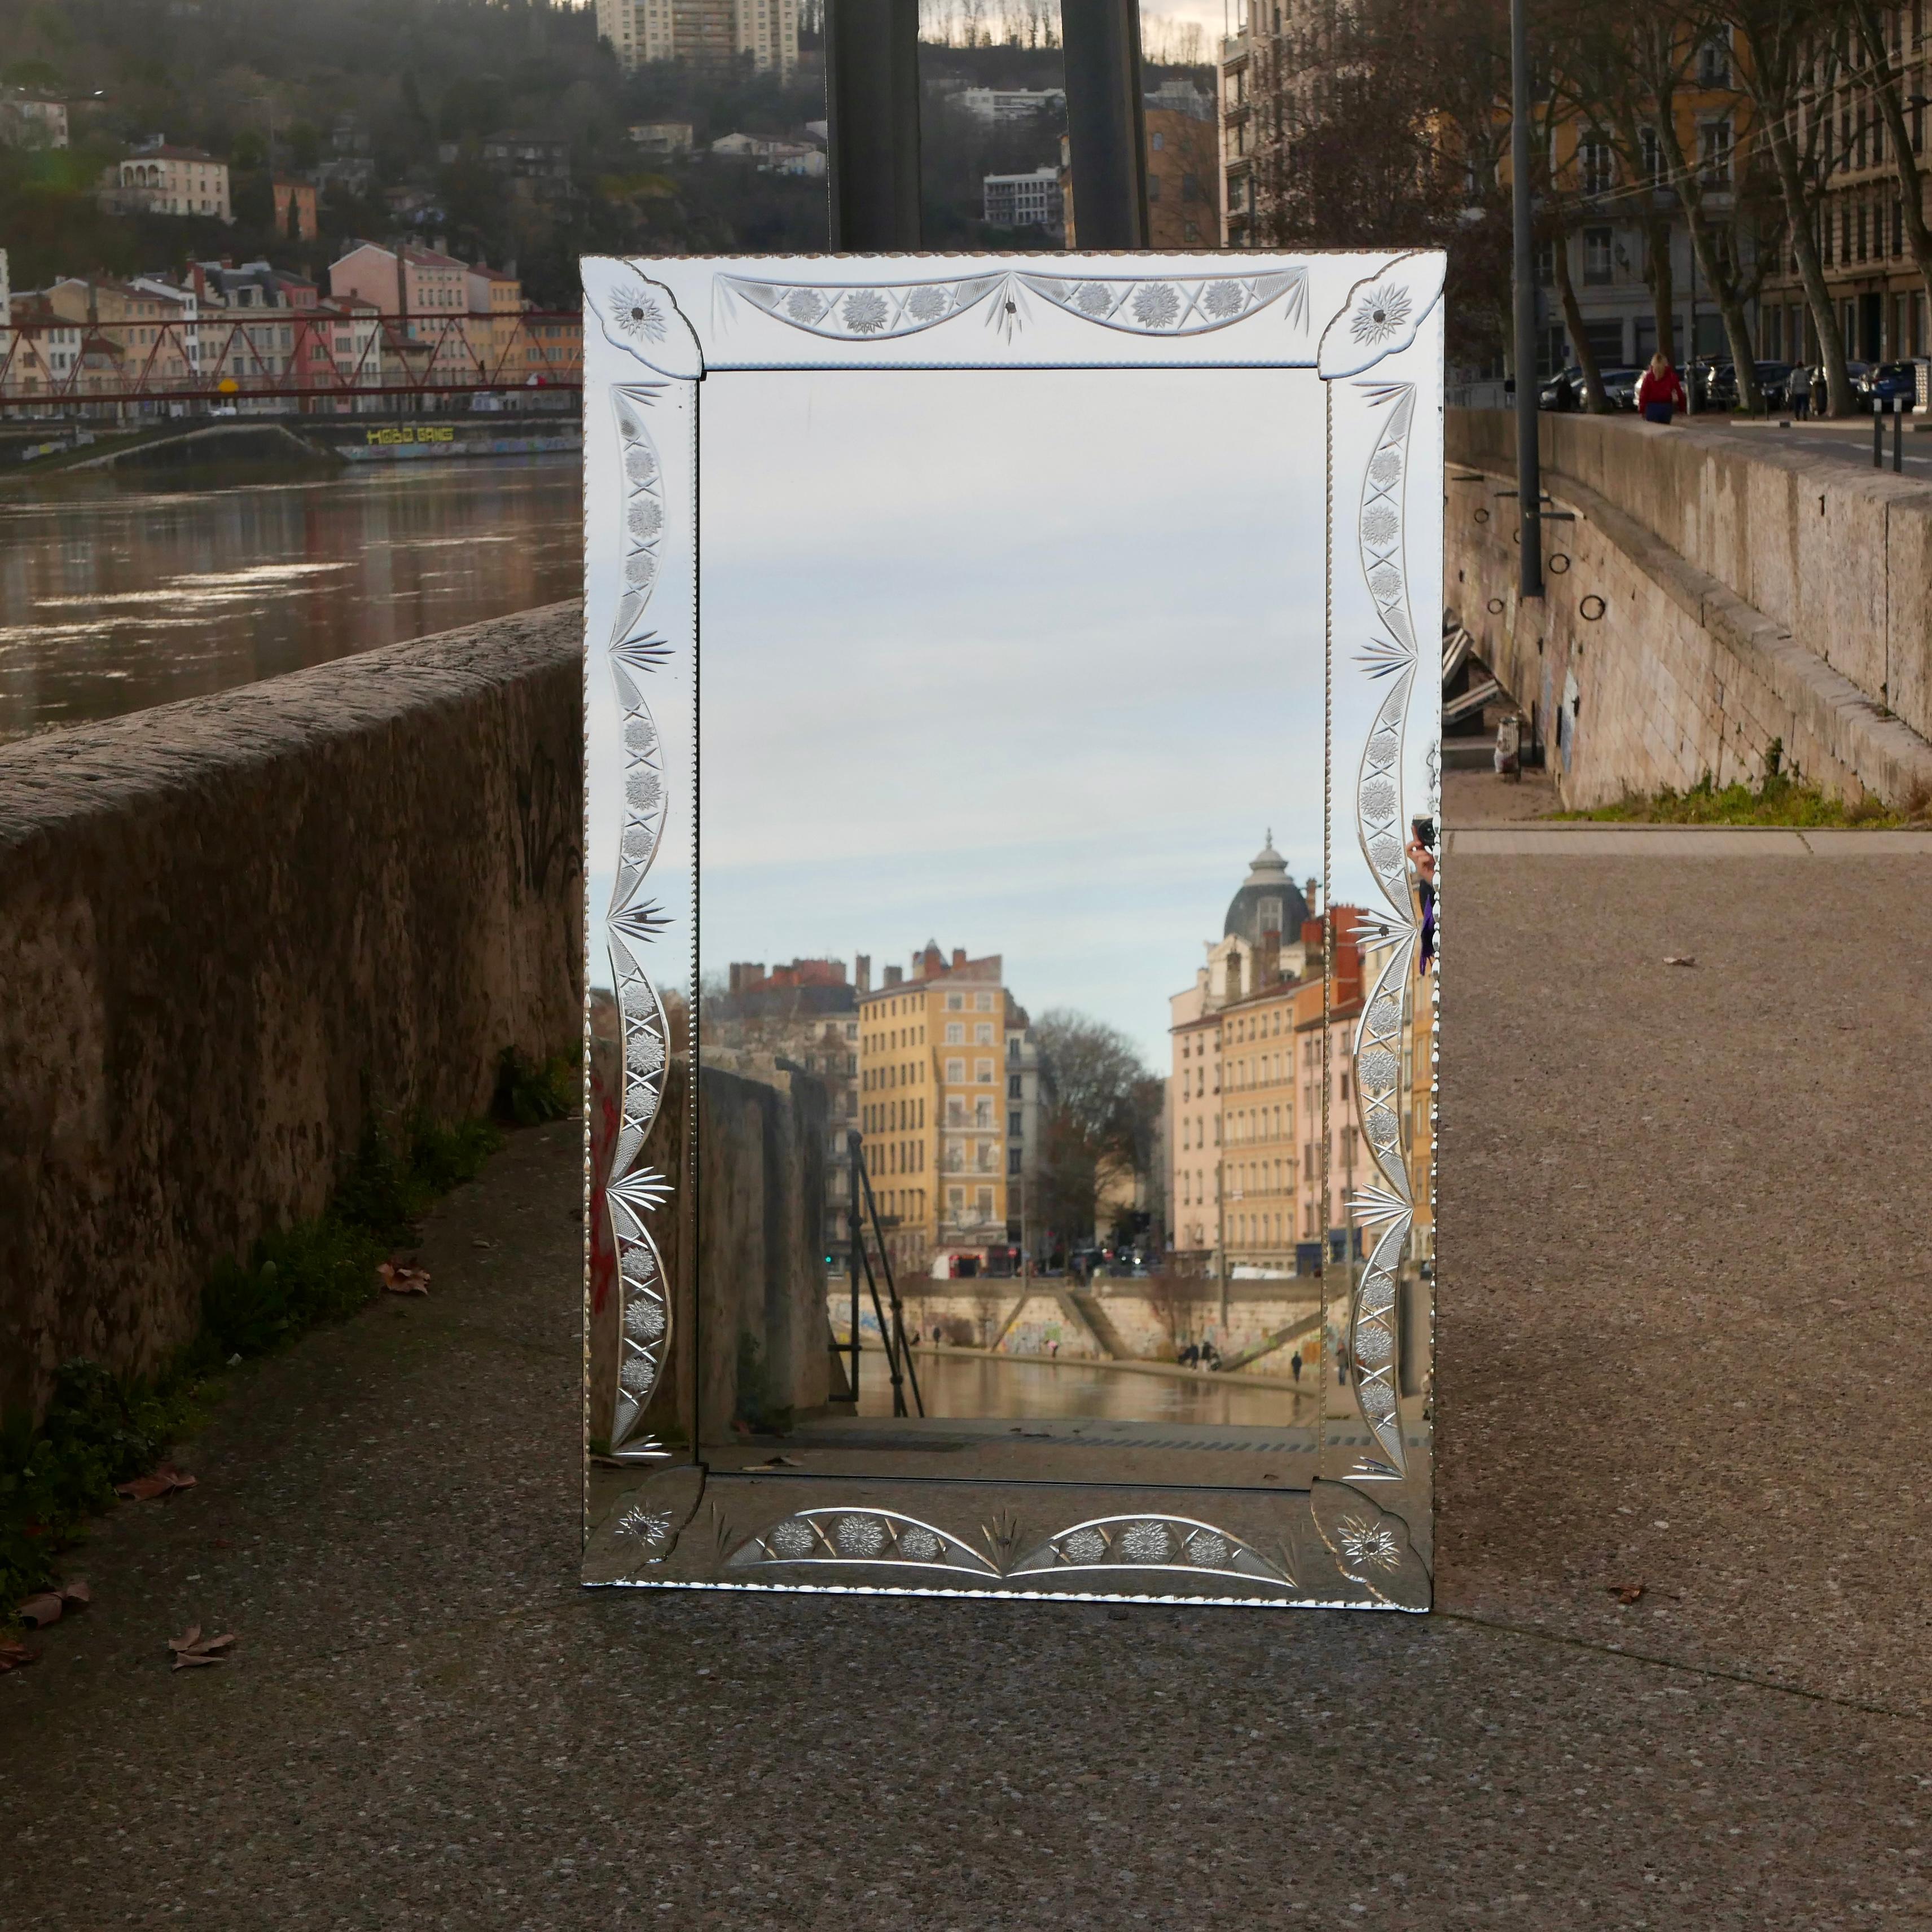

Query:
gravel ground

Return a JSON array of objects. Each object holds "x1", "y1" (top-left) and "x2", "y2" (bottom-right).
[{"x1": 3, "y1": 853, "x2": 1928, "y2": 1931}]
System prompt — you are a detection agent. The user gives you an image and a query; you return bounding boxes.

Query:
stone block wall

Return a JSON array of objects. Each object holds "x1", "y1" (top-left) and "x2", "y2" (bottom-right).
[
  {"x1": 693, "y1": 1052, "x2": 837, "y2": 1437},
  {"x1": 0, "y1": 603, "x2": 584, "y2": 1425},
  {"x1": 1448, "y1": 413, "x2": 1932, "y2": 807}
]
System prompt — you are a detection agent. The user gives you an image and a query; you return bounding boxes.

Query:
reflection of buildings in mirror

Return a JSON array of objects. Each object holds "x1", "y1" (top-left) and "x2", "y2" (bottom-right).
[
  {"x1": 858, "y1": 943, "x2": 1044, "y2": 1283},
  {"x1": 699, "y1": 958, "x2": 860, "y2": 1275},
  {"x1": 1164, "y1": 834, "x2": 1434, "y2": 1356}
]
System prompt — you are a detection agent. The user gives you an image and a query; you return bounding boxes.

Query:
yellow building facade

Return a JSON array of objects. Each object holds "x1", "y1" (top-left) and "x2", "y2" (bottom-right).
[{"x1": 858, "y1": 945, "x2": 1007, "y2": 1278}]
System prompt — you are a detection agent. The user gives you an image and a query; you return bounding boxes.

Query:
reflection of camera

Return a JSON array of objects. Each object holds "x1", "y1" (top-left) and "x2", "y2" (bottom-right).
[{"x1": 1411, "y1": 817, "x2": 1436, "y2": 849}]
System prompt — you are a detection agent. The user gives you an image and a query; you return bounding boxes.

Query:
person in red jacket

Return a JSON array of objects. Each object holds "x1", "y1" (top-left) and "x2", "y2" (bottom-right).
[{"x1": 1637, "y1": 352, "x2": 1687, "y2": 424}]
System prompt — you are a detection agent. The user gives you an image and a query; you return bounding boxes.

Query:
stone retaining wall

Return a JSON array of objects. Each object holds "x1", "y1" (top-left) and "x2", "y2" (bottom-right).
[
  {"x1": 1448, "y1": 412, "x2": 1932, "y2": 807},
  {"x1": 0, "y1": 601, "x2": 584, "y2": 1424}
]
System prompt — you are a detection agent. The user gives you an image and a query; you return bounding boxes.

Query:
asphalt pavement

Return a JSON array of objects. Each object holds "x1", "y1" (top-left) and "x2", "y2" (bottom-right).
[{"x1": 2, "y1": 800, "x2": 1928, "y2": 1930}]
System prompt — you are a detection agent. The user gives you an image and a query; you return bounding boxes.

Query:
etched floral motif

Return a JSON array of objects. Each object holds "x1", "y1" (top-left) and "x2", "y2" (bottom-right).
[
  {"x1": 769, "y1": 1518, "x2": 816, "y2": 1558},
  {"x1": 1204, "y1": 279, "x2": 1246, "y2": 318},
  {"x1": 1361, "y1": 501, "x2": 1399, "y2": 546},
  {"x1": 623, "y1": 715, "x2": 657, "y2": 753},
  {"x1": 623, "y1": 444, "x2": 658, "y2": 487},
  {"x1": 627, "y1": 498, "x2": 664, "y2": 541},
  {"x1": 1359, "y1": 1046, "x2": 1399, "y2": 1094},
  {"x1": 842, "y1": 289, "x2": 890, "y2": 335},
  {"x1": 1368, "y1": 447, "x2": 1402, "y2": 488},
  {"x1": 1365, "y1": 1109, "x2": 1401, "y2": 1152},
  {"x1": 612, "y1": 284, "x2": 668, "y2": 348},
  {"x1": 620, "y1": 1355, "x2": 655, "y2": 1394},
  {"x1": 1119, "y1": 1521, "x2": 1173, "y2": 1564},
  {"x1": 1356, "y1": 1376, "x2": 1397, "y2": 1421},
  {"x1": 1185, "y1": 1531, "x2": 1231, "y2": 1567},
  {"x1": 1366, "y1": 728, "x2": 1400, "y2": 770},
  {"x1": 1368, "y1": 560, "x2": 1403, "y2": 600},
  {"x1": 1060, "y1": 1527, "x2": 1108, "y2": 1564},
  {"x1": 625, "y1": 766, "x2": 663, "y2": 813},
  {"x1": 1368, "y1": 993, "x2": 1401, "y2": 1034},
  {"x1": 1075, "y1": 283, "x2": 1113, "y2": 316},
  {"x1": 897, "y1": 1526, "x2": 943, "y2": 1562},
  {"x1": 833, "y1": 1514, "x2": 889, "y2": 1558},
  {"x1": 1354, "y1": 1321, "x2": 1393, "y2": 1368},
  {"x1": 616, "y1": 1504, "x2": 674, "y2": 1544},
  {"x1": 624, "y1": 551, "x2": 658, "y2": 592},
  {"x1": 1368, "y1": 835, "x2": 1401, "y2": 872},
  {"x1": 625, "y1": 1297, "x2": 666, "y2": 1341},
  {"x1": 906, "y1": 285, "x2": 950, "y2": 321},
  {"x1": 784, "y1": 287, "x2": 827, "y2": 323},
  {"x1": 1348, "y1": 282, "x2": 1413, "y2": 349},
  {"x1": 1359, "y1": 774, "x2": 1397, "y2": 821},
  {"x1": 1336, "y1": 1515, "x2": 1404, "y2": 1571},
  {"x1": 1132, "y1": 282, "x2": 1182, "y2": 330}
]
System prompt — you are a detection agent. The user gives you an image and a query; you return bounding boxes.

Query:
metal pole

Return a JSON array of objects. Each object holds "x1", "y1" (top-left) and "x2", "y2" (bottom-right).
[
  {"x1": 847, "y1": 1130, "x2": 862, "y2": 1402},
  {"x1": 1509, "y1": 0, "x2": 1544, "y2": 600},
  {"x1": 1061, "y1": 0, "x2": 1150, "y2": 251},
  {"x1": 824, "y1": 0, "x2": 921, "y2": 250}
]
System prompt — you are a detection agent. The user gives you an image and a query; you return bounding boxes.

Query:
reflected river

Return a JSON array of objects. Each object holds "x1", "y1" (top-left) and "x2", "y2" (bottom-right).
[
  {"x1": 0, "y1": 454, "x2": 583, "y2": 744},
  {"x1": 857, "y1": 1349, "x2": 1314, "y2": 1428}
]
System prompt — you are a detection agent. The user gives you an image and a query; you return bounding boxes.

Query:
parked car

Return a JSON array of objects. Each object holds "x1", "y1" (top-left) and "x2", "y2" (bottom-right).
[
  {"x1": 1597, "y1": 366, "x2": 1641, "y2": 410},
  {"x1": 1709, "y1": 360, "x2": 1793, "y2": 410},
  {"x1": 1856, "y1": 361, "x2": 1918, "y2": 411}
]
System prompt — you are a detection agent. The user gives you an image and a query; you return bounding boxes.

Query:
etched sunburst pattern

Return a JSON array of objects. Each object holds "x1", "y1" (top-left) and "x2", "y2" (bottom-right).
[
  {"x1": 1009, "y1": 1516, "x2": 1292, "y2": 1588},
  {"x1": 1017, "y1": 268, "x2": 1305, "y2": 336},
  {"x1": 1345, "y1": 381, "x2": 1428, "y2": 1472},
  {"x1": 722, "y1": 273, "x2": 1008, "y2": 341},
  {"x1": 726, "y1": 1509, "x2": 999, "y2": 1575},
  {"x1": 603, "y1": 383, "x2": 677, "y2": 1452}
]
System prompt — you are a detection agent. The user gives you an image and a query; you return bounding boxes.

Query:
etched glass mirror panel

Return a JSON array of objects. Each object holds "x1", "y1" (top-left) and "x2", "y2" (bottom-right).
[{"x1": 582, "y1": 253, "x2": 1441, "y2": 1609}]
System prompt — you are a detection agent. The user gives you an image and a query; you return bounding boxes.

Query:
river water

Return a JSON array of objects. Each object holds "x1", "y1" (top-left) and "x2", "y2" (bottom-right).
[
  {"x1": 857, "y1": 1350, "x2": 1315, "y2": 1428},
  {"x1": 0, "y1": 454, "x2": 583, "y2": 745}
]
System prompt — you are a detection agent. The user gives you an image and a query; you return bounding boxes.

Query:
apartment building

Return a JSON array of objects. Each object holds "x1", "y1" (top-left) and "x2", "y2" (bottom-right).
[
  {"x1": 111, "y1": 144, "x2": 231, "y2": 222},
  {"x1": 857, "y1": 944, "x2": 1009, "y2": 1279},
  {"x1": 982, "y1": 165, "x2": 1062, "y2": 233},
  {"x1": 596, "y1": 0, "x2": 798, "y2": 77}
]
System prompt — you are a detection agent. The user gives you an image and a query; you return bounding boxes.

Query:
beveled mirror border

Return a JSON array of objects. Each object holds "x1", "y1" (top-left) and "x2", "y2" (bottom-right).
[{"x1": 581, "y1": 251, "x2": 1443, "y2": 1610}]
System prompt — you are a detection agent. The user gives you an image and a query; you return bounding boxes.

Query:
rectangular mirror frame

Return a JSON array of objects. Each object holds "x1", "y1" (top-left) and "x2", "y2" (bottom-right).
[{"x1": 581, "y1": 250, "x2": 1443, "y2": 1611}]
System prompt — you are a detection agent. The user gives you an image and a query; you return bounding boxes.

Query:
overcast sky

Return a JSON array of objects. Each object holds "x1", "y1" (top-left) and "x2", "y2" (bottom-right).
[{"x1": 682, "y1": 365, "x2": 1331, "y2": 1068}]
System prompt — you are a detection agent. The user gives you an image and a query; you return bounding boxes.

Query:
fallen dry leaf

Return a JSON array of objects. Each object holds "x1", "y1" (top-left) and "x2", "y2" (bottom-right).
[
  {"x1": 1662, "y1": 955, "x2": 1697, "y2": 968},
  {"x1": 17, "y1": 1593, "x2": 63, "y2": 1629},
  {"x1": 1606, "y1": 1582, "x2": 1647, "y2": 1605},
  {"x1": 748, "y1": 1455, "x2": 803, "y2": 1470},
  {"x1": 379, "y1": 1261, "x2": 430, "y2": 1296},
  {"x1": 168, "y1": 1625, "x2": 238, "y2": 1671},
  {"x1": 115, "y1": 1465, "x2": 196, "y2": 1502},
  {"x1": 0, "y1": 1637, "x2": 37, "y2": 1672}
]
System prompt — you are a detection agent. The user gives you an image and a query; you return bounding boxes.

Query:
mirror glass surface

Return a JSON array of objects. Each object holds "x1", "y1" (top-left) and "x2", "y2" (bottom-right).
[{"x1": 693, "y1": 366, "x2": 1327, "y2": 1489}]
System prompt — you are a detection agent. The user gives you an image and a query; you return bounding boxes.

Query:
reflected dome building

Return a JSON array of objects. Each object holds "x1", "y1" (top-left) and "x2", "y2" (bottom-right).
[{"x1": 1222, "y1": 831, "x2": 1312, "y2": 952}]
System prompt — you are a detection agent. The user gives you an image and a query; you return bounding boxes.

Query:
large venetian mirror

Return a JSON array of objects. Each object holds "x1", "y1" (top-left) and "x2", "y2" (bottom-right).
[{"x1": 581, "y1": 252, "x2": 1442, "y2": 1609}]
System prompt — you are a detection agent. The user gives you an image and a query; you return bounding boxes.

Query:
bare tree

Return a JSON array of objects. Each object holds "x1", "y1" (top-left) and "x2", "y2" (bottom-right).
[
  {"x1": 1723, "y1": 0, "x2": 1858, "y2": 414},
  {"x1": 1845, "y1": 0, "x2": 1932, "y2": 336}
]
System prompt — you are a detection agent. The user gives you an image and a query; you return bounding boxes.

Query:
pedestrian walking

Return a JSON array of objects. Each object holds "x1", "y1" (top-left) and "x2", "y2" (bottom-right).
[
  {"x1": 1791, "y1": 367, "x2": 1811, "y2": 421},
  {"x1": 1290, "y1": 1349, "x2": 1303, "y2": 1383},
  {"x1": 1407, "y1": 817, "x2": 1436, "y2": 974},
  {"x1": 1811, "y1": 366, "x2": 1829, "y2": 418},
  {"x1": 1636, "y1": 352, "x2": 1686, "y2": 425}
]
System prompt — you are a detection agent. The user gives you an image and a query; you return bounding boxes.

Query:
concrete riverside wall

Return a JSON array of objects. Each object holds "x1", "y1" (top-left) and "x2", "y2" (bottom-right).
[
  {"x1": 1447, "y1": 411, "x2": 1932, "y2": 807},
  {"x1": 694, "y1": 1052, "x2": 837, "y2": 1437},
  {"x1": 0, "y1": 601, "x2": 584, "y2": 1425}
]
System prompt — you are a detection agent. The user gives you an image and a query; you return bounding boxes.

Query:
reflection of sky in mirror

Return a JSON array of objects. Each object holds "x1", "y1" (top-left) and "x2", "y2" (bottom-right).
[{"x1": 696, "y1": 368, "x2": 1329, "y2": 1068}]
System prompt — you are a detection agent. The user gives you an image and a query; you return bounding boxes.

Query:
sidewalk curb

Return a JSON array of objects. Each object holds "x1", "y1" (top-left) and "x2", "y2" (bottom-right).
[{"x1": 1447, "y1": 824, "x2": 1932, "y2": 856}]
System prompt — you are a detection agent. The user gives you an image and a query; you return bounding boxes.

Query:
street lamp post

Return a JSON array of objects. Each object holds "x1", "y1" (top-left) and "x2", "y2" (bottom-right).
[{"x1": 1509, "y1": 0, "x2": 1544, "y2": 601}]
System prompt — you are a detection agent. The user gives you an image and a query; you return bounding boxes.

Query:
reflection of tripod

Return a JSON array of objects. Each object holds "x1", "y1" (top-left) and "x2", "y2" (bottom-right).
[{"x1": 844, "y1": 1132, "x2": 924, "y2": 1419}]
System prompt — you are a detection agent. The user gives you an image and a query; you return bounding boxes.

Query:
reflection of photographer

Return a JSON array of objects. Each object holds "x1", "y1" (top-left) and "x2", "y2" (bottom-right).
[{"x1": 1406, "y1": 817, "x2": 1436, "y2": 973}]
